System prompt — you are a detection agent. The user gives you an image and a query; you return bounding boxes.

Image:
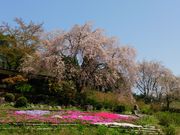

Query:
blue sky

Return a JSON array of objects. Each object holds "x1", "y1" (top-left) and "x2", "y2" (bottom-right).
[{"x1": 0, "y1": 0, "x2": 180, "y2": 75}]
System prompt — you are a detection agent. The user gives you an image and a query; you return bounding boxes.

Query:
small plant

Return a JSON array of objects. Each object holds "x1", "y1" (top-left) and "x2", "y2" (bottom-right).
[
  {"x1": 156, "y1": 112, "x2": 180, "y2": 126},
  {"x1": 95, "y1": 102, "x2": 103, "y2": 110},
  {"x1": 136, "y1": 100, "x2": 152, "y2": 114},
  {"x1": 164, "y1": 125, "x2": 175, "y2": 135},
  {"x1": 97, "y1": 125, "x2": 107, "y2": 135},
  {"x1": 85, "y1": 90, "x2": 130, "y2": 111},
  {"x1": 4, "y1": 93, "x2": 15, "y2": 102},
  {"x1": 15, "y1": 83, "x2": 32, "y2": 93},
  {"x1": 136, "y1": 115, "x2": 159, "y2": 125},
  {"x1": 113, "y1": 105, "x2": 126, "y2": 113},
  {"x1": 49, "y1": 81, "x2": 76, "y2": 105},
  {"x1": 150, "y1": 103, "x2": 162, "y2": 112},
  {"x1": 15, "y1": 96, "x2": 28, "y2": 107}
]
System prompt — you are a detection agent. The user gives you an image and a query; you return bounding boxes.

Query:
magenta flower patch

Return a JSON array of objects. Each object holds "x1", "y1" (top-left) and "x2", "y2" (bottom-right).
[{"x1": 9, "y1": 110, "x2": 136, "y2": 125}]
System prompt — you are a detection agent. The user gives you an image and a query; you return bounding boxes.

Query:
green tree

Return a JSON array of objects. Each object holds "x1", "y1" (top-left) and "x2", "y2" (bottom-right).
[{"x1": 0, "y1": 18, "x2": 43, "y2": 70}]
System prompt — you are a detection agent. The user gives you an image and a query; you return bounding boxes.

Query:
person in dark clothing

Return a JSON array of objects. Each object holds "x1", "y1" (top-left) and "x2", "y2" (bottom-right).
[{"x1": 133, "y1": 104, "x2": 140, "y2": 117}]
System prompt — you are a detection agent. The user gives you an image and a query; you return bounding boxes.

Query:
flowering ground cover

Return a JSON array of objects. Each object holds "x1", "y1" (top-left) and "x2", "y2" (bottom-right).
[
  {"x1": 0, "y1": 110, "x2": 164, "y2": 134},
  {"x1": 0, "y1": 110, "x2": 136, "y2": 125}
]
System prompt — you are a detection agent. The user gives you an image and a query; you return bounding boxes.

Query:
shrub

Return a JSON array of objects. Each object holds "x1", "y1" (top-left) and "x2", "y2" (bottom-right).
[
  {"x1": 141, "y1": 106, "x2": 153, "y2": 114},
  {"x1": 150, "y1": 103, "x2": 162, "y2": 112},
  {"x1": 136, "y1": 100, "x2": 152, "y2": 114},
  {"x1": 85, "y1": 90, "x2": 129, "y2": 111},
  {"x1": 155, "y1": 112, "x2": 180, "y2": 126},
  {"x1": 75, "y1": 92, "x2": 87, "y2": 106},
  {"x1": 4, "y1": 93, "x2": 15, "y2": 102},
  {"x1": 164, "y1": 125, "x2": 175, "y2": 135},
  {"x1": 95, "y1": 102, "x2": 104, "y2": 110},
  {"x1": 28, "y1": 94, "x2": 50, "y2": 104},
  {"x1": 15, "y1": 83, "x2": 32, "y2": 93},
  {"x1": 97, "y1": 126, "x2": 107, "y2": 135},
  {"x1": 83, "y1": 98, "x2": 103, "y2": 110},
  {"x1": 156, "y1": 112, "x2": 171, "y2": 126},
  {"x1": 49, "y1": 81, "x2": 76, "y2": 105},
  {"x1": 113, "y1": 105, "x2": 126, "y2": 113},
  {"x1": 15, "y1": 96, "x2": 28, "y2": 107}
]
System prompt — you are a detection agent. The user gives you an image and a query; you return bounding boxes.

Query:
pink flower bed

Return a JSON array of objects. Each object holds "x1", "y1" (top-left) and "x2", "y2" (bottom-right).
[{"x1": 0, "y1": 110, "x2": 136, "y2": 124}]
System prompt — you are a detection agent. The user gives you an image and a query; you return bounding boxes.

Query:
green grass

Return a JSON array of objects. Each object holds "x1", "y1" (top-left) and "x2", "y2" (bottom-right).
[
  {"x1": 155, "y1": 111, "x2": 180, "y2": 126},
  {"x1": 155, "y1": 111, "x2": 180, "y2": 135},
  {"x1": 1, "y1": 102, "x2": 180, "y2": 135},
  {"x1": 135, "y1": 112, "x2": 180, "y2": 134},
  {"x1": 135, "y1": 115, "x2": 159, "y2": 126},
  {"x1": 0, "y1": 125, "x2": 136, "y2": 135}
]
